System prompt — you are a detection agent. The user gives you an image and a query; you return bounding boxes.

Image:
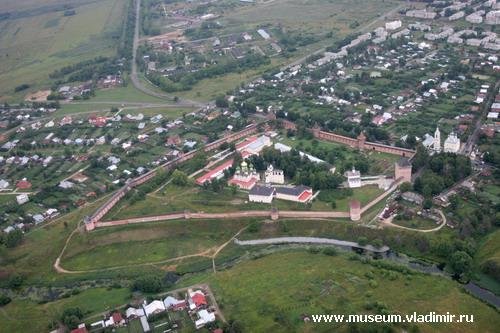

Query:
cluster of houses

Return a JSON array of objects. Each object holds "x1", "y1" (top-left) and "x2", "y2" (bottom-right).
[
  {"x1": 68, "y1": 288, "x2": 219, "y2": 332},
  {"x1": 483, "y1": 86, "x2": 500, "y2": 137},
  {"x1": 57, "y1": 82, "x2": 92, "y2": 100},
  {"x1": 122, "y1": 288, "x2": 217, "y2": 331}
]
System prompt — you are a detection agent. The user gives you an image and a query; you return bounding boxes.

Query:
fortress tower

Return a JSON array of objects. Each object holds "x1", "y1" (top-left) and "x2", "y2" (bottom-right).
[
  {"x1": 349, "y1": 200, "x2": 361, "y2": 221},
  {"x1": 395, "y1": 157, "x2": 412, "y2": 183},
  {"x1": 84, "y1": 216, "x2": 95, "y2": 231},
  {"x1": 357, "y1": 132, "x2": 366, "y2": 150}
]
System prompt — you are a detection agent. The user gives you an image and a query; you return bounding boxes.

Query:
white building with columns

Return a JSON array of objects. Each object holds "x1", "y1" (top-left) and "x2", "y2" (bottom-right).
[{"x1": 444, "y1": 132, "x2": 460, "y2": 153}]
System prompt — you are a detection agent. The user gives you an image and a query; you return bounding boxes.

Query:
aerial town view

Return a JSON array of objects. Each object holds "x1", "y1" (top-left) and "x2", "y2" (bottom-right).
[{"x1": 0, "y1": 0, "x2": 499, "y2": 332}]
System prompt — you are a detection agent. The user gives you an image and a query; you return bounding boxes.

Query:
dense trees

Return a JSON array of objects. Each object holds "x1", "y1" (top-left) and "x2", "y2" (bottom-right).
[
  {"x1": 60, "y1": 308, "x2": 84, "y2": 330},
  {"x1": 131, "y1": 276, "x2": 165, "y2": 293},
  {"x1": 413, "y1": 152, "x2": 471, "y2": 197},
  {"x1": 249, "y1": 147, "x2": 343, "y2": 191},
  {"x1": 0, "y1": 294, "x2": 11, "y2": 307},
  {"x1": 1, "y1": 229, "x2": 23, "y2": 248},
  {"x1": 171, "y1": 170, "x2": 190, "y2": 186},
  {"x1": 148, "y1": 54, "x2": 269, "y2": 92},
  {"x1": 449, "y1": 251, "x2": 473, "y2": 282}
]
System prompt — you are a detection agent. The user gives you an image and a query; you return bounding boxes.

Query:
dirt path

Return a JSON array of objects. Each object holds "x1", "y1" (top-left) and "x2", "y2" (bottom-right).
[
  {"x1": 381, "y1": 209, "x2": 447, "y2": 233},
  {"x1": 211, "y1": 226, "x2": 248, "y2": 273},
  {"x1": 53, "y1": 224, "x2": 247, "y2": 274}
]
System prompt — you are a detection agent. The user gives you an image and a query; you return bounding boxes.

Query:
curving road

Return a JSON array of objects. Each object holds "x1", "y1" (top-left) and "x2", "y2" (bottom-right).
[
  {"x1": 234, "y1": 237, "x2": 390, "y2": 253},
  {"x1": 381, "y1": 209, "x2": 447, "y2": 233}
]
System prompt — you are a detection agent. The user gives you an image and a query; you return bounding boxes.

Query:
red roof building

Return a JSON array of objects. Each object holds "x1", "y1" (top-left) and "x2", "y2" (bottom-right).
[
  {"x1": 192, "y1": 293, "x2": 208, "y2": 308},
  {"x1": 195, "y1": 159, "x2": 233, "y2": 185},
  {"x1": 71, "y1": 324, "x2": 88, "y2": 333},
  {"x1": 166, "y1": 135, "x2": 182, "y2": 146},
  {"x1": 16, "y1": 180, "x2": 32, "y2": 190},
  {"x1": 88, "y1": 116, "x2": 107, "y2": 127},
  {"x1": 188, "y1": 290, "x2": 208, "y2": 310}
]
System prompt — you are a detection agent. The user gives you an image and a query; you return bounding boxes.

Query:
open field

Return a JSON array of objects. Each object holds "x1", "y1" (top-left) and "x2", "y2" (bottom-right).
[
  {"x1": 180, "y1": 251, "x2": 500, "y2": 332},
  {"x1": 61, "y1": 219, "x2": 250, "y2": 271},
  {"x1": 0, "y1": 0, "x2": 125, "y2": 101},
  {"x1": 218, "y1": 0, "x2": 400, "y2": 35},
  {"x1": 91, "y1": 84, "x2": 170, "y2": 104},
  {"x1": 392, "y1": 216, "x2": 440, "y2": 230}
]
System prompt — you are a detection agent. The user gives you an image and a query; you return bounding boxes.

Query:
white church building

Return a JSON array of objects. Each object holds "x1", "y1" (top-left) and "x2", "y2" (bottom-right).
[
  {"x1": 444, "y1": 132, "x2": 461, "y2": 153},
  {"x1": 264, "y1": 164, "x2": 284, "y2": 184},
  {"x1": 422, "y1": 127, "x2": 461, "y2": 154}
]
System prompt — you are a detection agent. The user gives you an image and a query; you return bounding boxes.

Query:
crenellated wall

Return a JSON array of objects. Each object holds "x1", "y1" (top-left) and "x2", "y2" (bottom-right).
[{"x1": 313, "y1": 129, "x2": 416, "y2": 158}]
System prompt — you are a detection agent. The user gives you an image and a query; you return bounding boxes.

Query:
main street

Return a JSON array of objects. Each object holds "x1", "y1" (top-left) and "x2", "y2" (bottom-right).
[
  {"x1": 461, "y1": 80, "x2": 500, "y2": 155},
  {"x1": 130, "y1": 0, "x2": 205, "y2": 108}
]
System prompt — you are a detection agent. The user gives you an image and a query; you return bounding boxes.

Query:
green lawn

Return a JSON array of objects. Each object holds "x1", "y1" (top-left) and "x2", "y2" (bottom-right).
[
  {"x1": 180, "y1": 251, "x2": 500, "y2": 332},
  {"x1": 91, "y1": 85, "x2": 168, "y2": 104},
  {"x1": 392, "y1": 216, "x2": 440, "y2": 230},
  {"x1": 61, "y1": 219, "x2": 250, "y2": 271}
]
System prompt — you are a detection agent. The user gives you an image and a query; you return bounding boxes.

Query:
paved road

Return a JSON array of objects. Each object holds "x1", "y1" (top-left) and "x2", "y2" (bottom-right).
[
  {"x1": 130, "y1": 0, "x2": 204, "y2": 108},
  {"x1": 235, "y1": 236, "x2": 390, "y2": 253},
  {"x1": 461, "y1": 80, "x2": 500, "y2": 155},
  {"x1": 381, "y1": 209, "x2": 447, "y2": 233}
]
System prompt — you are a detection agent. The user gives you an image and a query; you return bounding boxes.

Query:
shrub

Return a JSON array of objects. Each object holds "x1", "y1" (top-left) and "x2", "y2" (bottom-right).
[
  {"x1": 131, "y1": 276, "x2": 163, "y2": 293},
  {"x1": 0, "y1": 294, "x2": 11, "y2": 306},
  {"x1": 322, "y1": 248, "x2": 338, "y2": 256}
]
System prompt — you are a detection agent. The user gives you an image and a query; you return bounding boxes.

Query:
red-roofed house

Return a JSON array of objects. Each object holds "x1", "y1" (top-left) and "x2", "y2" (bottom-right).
[
  {"x1": 16, "y1": 179, "x2": 32, "y2": 190},
  {"x1": 188, "y1": 289, "x2": 208, "y2": 310},
  {"x1": 71, "y1": 324, "x2": 88, "y2": 333},
  {"x1": 111, "y1": 312, "x2": 125, "y2": 326},
  {"x1": 88, "y1": 116, "x2": 107, "y2": 128}
]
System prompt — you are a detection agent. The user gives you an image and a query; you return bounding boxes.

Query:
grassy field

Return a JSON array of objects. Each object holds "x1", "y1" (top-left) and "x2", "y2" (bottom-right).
[
  {"x1": 392, "y1": 216, "x2": 440, "y2": 230},
  {"x1": 180, "y1": 251, "x2": 500, "y2": 332},
  {"x1": 61, "y1": 219, "x2": 250, "y2": 271},
  {"x1": 473, "y1": 229, "x2": 500, "y2": 293},
  {"x1": 91, "y1": 84, "x2": 169, "y2": 104},
  {"x1": 0, "y1": 0, "x2": 125, "y2": 101},
  {"x1": 0, "y1": 287, "x2": 130, "y2": 333}
]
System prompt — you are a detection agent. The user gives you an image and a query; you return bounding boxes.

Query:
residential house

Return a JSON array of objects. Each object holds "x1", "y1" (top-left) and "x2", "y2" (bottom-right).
[
  {"x1": 143, "y1": 300, "x2": 166, "y2": 318},
  {"x1": 188, "y1": 289, "x2": 208, "y2": 310},
  {"x1": 195, "y1": 310, "x2": 216, "y2": 329},
  {"x1": 16, "y1": 194, "x2": 29, "y2": 205},
  {"x1": 163, "y1": 296, "x2": 187, "y2": 311}
]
